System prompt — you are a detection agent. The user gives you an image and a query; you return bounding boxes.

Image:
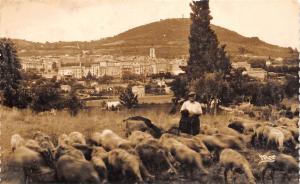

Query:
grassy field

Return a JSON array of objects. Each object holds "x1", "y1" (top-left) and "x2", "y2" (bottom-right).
[
  {"x1": 0, "y1": 104, "x2": 234, "y2": 159},
  {"x1": 1, "y1": 104, "x2": 298, "y2": 184}
]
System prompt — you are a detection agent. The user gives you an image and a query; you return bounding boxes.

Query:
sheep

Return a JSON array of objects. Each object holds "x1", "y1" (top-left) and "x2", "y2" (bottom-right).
[
  {"x1": 260, "y1": 154, "x2": 299, "y2": 184},
  {"x1": 69, "y1": 131, "x2": 86, "y2": 145},
  {"x1": 213, "y1": 134, "x2": 246, "y2": 150},
  {"x1": 90, "y1": 132, "x2": 102, "y2": 146},
  {"x1": 251, "y1": 125, "x2": 272, "y2": 148},
  {"x1": 266, "y1": 128, "x2": 284, "y2": 152},
  {"x1": 216, "y1": 126, "x2": 244, "y2": 141},
  {"x1": 276, "y1": 117, "x2": 298, "y2": 128},
  {"x1": 91, "y1": 147, "x2": 108, "y2": 182},
  {"x1": 194, "y1": 134, "x2": 228, "y2": 160},
  {"x1": 281, "y1": 126, "x2": 299, "y2": 143},
  {"x1": 107, "y1": 148, "x2": 154, "y2": 182},
  {"x1": 228, "y1": 120, "x2": 261, "y2": 134},
  {"x1": 163, "y1": 133, "x2": 211, "y2": 158},
  {"x1": 135, "y1": 140, "x2": 177, "y2": 176},
  {"x1": 99, "y1": 129, "x2": 132, "y2": 151},
  {"x1": 33, "y1": 131, "x2": 56, "y2": 152},
  {"x1": 56, "y1": 153, "x2": 101, "y2": 184},
  {"x1": 124, "y1": 116, "x2": 163, "y2": 138},
  {"x1": 251, "y1": 126, "x2": 285, "y2": 151},
  {"x1": 10, "y1": 134, "x2": 25, "y2": 152},
  {"x1": 124, "y1": 118, "x2": 149, "y2": 137},
  {"x1": 159, "y1": 134, "x2": 208, "y2": 176},
  {"x1": 57, "y1": 133, "x2": 71, "y2": 146},
  {"x1": 10, "y1": 146, "x2": 56, "y2": 183},
  {"x1": 128, "y1": 131, "x2": 154, "y2": 147},
  {"x1": 219, "y1": 149, "x2": 256, "y2": 184},
  {"x1": 55, "y1": 144, "x2": 101, "y2": 183},
  {"x1": 200, "y1": 124, "x2": 218, "y2": 135},
  {"x1": 275, "y1": 127, "x2": 297, "y2": 151}
]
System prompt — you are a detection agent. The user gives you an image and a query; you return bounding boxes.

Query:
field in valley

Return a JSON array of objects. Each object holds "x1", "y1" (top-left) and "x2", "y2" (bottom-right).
[{"x1": 1, "y1": 104, "x2": 299, "y2": 184}]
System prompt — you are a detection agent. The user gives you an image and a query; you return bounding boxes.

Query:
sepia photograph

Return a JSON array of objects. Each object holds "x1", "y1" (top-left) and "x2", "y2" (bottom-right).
[{"x1": 0, "y1": 0, "x2": 299, "y2": 183}]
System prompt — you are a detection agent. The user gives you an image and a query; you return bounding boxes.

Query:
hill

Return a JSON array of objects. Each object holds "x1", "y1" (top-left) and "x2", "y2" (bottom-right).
[{"x1": 10, "y1": 18, "x2": 296, "y2": 59}]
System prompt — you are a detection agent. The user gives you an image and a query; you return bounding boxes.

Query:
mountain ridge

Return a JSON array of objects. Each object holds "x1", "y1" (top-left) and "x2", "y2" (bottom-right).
[{"x1": 7, "y1": 18, "x2": 296, "y2": 59}]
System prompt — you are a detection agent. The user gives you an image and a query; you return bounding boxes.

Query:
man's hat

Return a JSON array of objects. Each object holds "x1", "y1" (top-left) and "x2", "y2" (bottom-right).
[{"x1": 188, "y1": 91, "x2": 196, "y2": 96}]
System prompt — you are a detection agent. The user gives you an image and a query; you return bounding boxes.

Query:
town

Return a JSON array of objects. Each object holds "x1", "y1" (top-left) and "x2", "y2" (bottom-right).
[{"x1": 20, "y1": 48, "x2": 186, "y2": 80}]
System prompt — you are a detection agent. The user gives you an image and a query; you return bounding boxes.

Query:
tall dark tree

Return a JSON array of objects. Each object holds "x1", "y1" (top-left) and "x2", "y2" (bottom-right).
[
  {"x1": 0, "y1": 38, "x2": 30, "y2": 108},
  {"x1": 186, "y1": 0, "x2": 231, "y2": 80}
]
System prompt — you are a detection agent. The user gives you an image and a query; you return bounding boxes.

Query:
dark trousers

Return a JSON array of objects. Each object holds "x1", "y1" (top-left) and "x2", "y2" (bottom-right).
[{"x1": 179, "y1": 114, "x2": 200, "y2": 135}]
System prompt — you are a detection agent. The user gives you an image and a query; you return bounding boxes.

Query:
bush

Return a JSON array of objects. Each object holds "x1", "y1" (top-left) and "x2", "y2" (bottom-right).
[
  {"x1": 119, "y1": 87, "x2": 138, "y2": 109},
  {"x1": 284, "y1": 75, "x2": 298, "y2": 97},
  {"x1": 30, "y1": 82, "x2": 64, "y2": 112},
  {"x1": 65, "y1": 92, "x2": 84, "y2": 116}
]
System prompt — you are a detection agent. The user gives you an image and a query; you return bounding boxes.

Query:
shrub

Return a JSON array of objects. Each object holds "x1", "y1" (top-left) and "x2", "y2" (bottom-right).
[{"x1": 119, "y1": 87, "x2": 138, "y2": 109}]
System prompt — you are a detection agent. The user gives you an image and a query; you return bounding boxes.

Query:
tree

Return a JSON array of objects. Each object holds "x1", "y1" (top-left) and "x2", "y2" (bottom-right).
[
  {"x1": 31, "y1": 81, "x2": 64, "y2": 112},
  {"x1": 0, "y1": 38, "x2": 30, "y2": 108},
  {"x1": 185, "y1": 0, "x2": 231, "y2": 80},
  {"x1": 85, "y1": 71, "x2": 94, "y2": 81},
  {"x1": 65, "y1": 90, "x2": 84, "y2": 116},
  {"x1": 119, "y1": 87, "x2": 138, "y2": 109},
  {"x1": 171, "y1": 0, "x2": 231, "y2": 107}
]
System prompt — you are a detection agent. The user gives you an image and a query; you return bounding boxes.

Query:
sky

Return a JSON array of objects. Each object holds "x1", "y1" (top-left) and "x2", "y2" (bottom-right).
[{"x1": 0, "y1": 0, "x2": 299, "y2": 49}]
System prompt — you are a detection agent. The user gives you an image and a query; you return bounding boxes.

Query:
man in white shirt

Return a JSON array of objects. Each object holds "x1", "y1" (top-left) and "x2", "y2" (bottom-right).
[{"x1": 179, "y1": 91, "x2": 202, "y2": 135}]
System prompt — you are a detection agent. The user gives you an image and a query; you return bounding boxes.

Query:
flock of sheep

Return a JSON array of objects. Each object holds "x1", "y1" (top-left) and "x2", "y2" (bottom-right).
[{"x1": 8, "y1": 115, "x2": 299, "y2": 184}]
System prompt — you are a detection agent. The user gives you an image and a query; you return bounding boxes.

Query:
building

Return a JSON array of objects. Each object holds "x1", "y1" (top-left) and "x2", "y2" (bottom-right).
[
  {"x1": 149, "y1": 48, "x2": 156, "y2": 59},
  {"x1": 232, "y1": 62, "x2": 251, "y2": 71},
  {"x1": 58, "y1": 65, "x2": 83, "y2": 79},
  {"x1": 247, "y1": 68, "x2": 267, "y2": 80},
  {"x1": 132, "y1": 85, "x2": 145, "y2": 97}
]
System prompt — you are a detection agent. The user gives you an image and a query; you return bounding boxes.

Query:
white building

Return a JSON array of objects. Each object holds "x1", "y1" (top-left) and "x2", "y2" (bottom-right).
[{"x1": 132, "y1": 85, "x2": 145, "y2": 97}]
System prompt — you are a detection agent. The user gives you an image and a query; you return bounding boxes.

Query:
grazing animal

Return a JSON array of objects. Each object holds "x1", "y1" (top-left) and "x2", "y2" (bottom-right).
[
  {"x1": 219, "y1": 149, "x2": 256, "y2": 184},
  {"x1": 91, "y1": 147, "x2": 108, "y2": 181},
  {"x1": 69, "y1": 131, "x2": 86, "y2": 145},
  {"x1": 124, "y1": 119, "x2": 149, "y2": 137},
  {"x1": 266, "y1": 128, "x2": 284, "y2": 152},
  {"x1": 99, "y1": 129, "x2": 132, "y2": 151},
  {"x1": 10, "y1": 146, "x2": 56, "y2": 183},
  {"x1": 11, "y1": 134, "x2": 25, "y2": 152},
  {"x1": 200, "y1": 124, "x2": 218, "y2": 135},
  {"x1": 107, "y1": 148, "x2": 154, "y2": 182},
  {"x1": 106, "y1": 101, "x2": 121, "y2": 110},
  {"x1": 57, "y1": 133, "x2": 71, "y2": 146},
  {"x1": 260, "y1": 154, "x2": 299, "y2": 184},
  {"x1": 55, "y1": 144, "x2": 100, "y2": 183},
  {"x1": 194, "y1": 134, "x2": 228, "y2": 160},
  {"x1": 135, "y1": 141, "x2": 177, "y2": 175},
  {"x1": 213, "y1": 134, "x2": 245, "y2": 150},
  {"x1": 276, "y1": 127, "x2": 297, "y2": 151},
  {"x1": 159, "y1": 134, "x2": 208, "y2": 176},
  {"x1": 124, "y1": 116, "x2": 163, "y2": 138},
  {"x1": 228, "y1": 120, "x2": 260, "y2": 134},
  {"x1": 90, "y1": 132, "x2": 102, "y2": 146},
  {"x1": 251, "y1": 126, "x2": 272, "y2": 148},
  {"x1": 128, "y1": 131, "x2": 153, "y2": 147}
]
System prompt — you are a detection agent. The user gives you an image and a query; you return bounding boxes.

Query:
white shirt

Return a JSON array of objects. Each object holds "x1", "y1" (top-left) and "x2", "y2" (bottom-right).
[{"x1": 180, "y1": 100, "x2": 203, "y2": 115}]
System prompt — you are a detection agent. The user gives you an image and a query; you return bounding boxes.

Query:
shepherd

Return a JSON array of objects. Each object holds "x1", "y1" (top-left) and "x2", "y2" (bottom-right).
[{"x1": 179, "y1": 91, "x2": 202, "y2": 135}]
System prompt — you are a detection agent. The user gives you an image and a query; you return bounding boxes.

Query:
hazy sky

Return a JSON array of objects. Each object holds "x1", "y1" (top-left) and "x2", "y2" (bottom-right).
[{"x1": 0, "y1": 0, "x2": 299, "y2": 49}]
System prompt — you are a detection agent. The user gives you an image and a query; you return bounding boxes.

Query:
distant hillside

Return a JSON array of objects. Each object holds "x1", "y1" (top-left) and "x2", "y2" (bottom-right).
[{"x1": 9, "y1": 18, "x2": 296, "y2": 59}]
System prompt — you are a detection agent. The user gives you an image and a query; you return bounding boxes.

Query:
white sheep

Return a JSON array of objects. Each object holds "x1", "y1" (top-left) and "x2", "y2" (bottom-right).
[
  {"x1": 10, "y1": 134, "x2": 25, "y2": 152},
  {"x1": 219, "y1": 149, "x2": 256, "y2": 184}
]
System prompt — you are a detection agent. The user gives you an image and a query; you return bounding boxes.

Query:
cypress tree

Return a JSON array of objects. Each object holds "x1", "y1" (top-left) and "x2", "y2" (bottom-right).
[{"x1": 186, "y1": 0, "x2": 231, "y2": 80}]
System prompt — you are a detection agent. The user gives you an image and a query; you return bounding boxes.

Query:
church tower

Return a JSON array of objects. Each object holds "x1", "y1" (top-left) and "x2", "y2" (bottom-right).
[{"x1": 149, "y1": 47, "x2": 156, "y2": 59}]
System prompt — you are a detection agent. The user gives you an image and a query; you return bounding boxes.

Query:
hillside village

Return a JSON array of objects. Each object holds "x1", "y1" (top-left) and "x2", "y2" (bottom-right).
[{"x1": 20, "y1": 48, "x2": 186, "y2": 80}]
